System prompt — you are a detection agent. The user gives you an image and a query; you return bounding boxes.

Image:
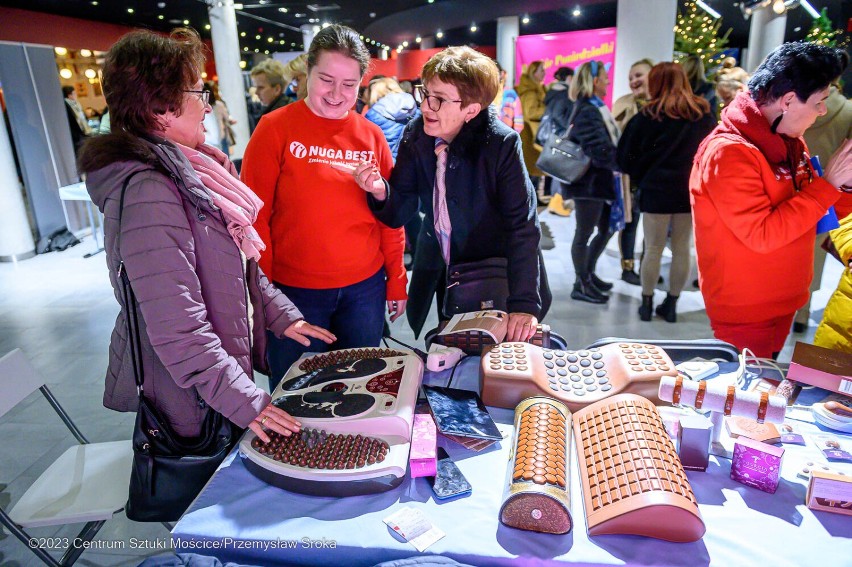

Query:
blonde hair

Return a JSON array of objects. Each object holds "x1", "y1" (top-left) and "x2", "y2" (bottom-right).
[
  {"x1": 283, "y1": 54, "x2": 307, "y2": 84},
  {"x1": 569, "y1": 61, "x2": 606, "y2": 101},
  {"x1": 250, "y1": 58, "x2": 287, "y2": 89},
  {"x1": 421, "y1": 46, "x2": 500, "y2": 108},
  {"x1": 367, "y1": 77, "x2": 403, "y2": 106},
  {"x1": 523, "y1": 60, "x2": 545, "y2": 81}
]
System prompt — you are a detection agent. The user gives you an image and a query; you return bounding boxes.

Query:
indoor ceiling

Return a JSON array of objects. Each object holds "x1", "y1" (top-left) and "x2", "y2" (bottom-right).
[{"x1": 0, "y1": 0, "x2": 848, "y2": 58}]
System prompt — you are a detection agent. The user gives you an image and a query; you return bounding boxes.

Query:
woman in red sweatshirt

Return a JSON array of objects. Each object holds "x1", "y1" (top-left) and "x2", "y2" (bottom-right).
[
  {"x1": 242, "y1": 25, "x2": 407, "y2": 389},
  {"x1": 690, "y1": 42, "x2": 852, "y2": 358}
]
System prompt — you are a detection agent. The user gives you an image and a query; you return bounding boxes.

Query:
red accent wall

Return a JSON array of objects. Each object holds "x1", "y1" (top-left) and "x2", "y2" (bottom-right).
[
  {"x1": 364, "y1": 45, "x2": 497, "y2": 84},
  {"x1": 0, "y1": 7, "x2": 218, "y2": 78}
]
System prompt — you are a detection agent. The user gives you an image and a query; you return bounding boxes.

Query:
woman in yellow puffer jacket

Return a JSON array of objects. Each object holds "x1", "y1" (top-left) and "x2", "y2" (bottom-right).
[{"x1": 814, "y1": 214, "x2": 852, "y2": 353}]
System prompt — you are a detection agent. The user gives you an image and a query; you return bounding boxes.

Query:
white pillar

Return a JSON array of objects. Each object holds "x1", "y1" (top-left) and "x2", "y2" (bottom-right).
[
  {"x1": 301, "y1": 24, "x2": 317, "y2": 51},
  {"x1": 0, "y1": 122, "x2": 36, "y2": 261},
  {"x1": 745, "y1": 8, "x2": 787, "y2": 73},
  {"x1": 497, "y1": 16, "x2": 519, "y2": 88},
  {"x1": 208, "y1": 0, "x2": 250, "y2": 160},
  {"x1": 614, "y1": 0, "x2": 677, "y2": 101}
]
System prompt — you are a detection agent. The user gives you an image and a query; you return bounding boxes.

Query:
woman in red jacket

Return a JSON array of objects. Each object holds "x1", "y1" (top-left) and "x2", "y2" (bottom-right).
[{"x1": 690, "y1": 42, "x2": 852, "y2": 358}]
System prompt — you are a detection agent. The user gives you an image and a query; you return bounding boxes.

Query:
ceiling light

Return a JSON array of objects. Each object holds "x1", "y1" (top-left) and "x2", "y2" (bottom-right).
[
  {"x1": 91, "y1": 1, "x2": 98, "y2": 5},
  {"x1": 291, "y1": 42, "x2": 296, "y2": 46},
  {"x1": 239, "y1": 61, "x2": 247, "y2": 69},
  {"x1": 278, "y1": 7, "x2": 288, "y2": 12},
  {"x1": 234, "y1": 3, "x2": 244, "y2": 8},
  {"x1": 799, "y1": 0, "x2": 820, "y2": 18},
  {"x1": 183, "y1": 19, "x2": 189, "y2": 25},
  {"x1": 158, "y1": 14, "x2": 164, "y2": 20},
  {"x1": 696, "y1": 0, "x2": 721, "y2": 19},
  {"x1": 428, "y1": 0, "x2": 434, "y2": 3},
  {"x1": 255, "y1": 34, "x2": 261, "y2": 39},
  {"x1": 772, "y1": 0, "x2": 786, "y2": 14},
  {"x1": 264, "y1": 50, "x2": 269, "y2": 54},
  {"x1": 321, "y1": 22, "x2": 330, "y2": 28},
  {"x1": 240, "y1": 31, "x2": 246, "y2": 37},
  {"x1": 415, "y1": 36, "x2": 422, "y2": 43},
  {"x1": 436, "y1": 29, "x2": 443, "y2": 39},
  {"x1": 205, "y1": 24, "x2": 211, "y2": 30},
  {"x1": 369, "y1": 12, "x2": 376, "y2": 18},
  {"x1": 128, "y1": 8, "x2": 134, "y2": 14},
  {"x1": 403, "y1": 41, "x2": 409, "y2": 47},
  {"x1": 54, "y1": 47, "x2": 68, "y2": 56},
  {"x1": 80, "y1": 49, "x2": 92, "y2": 57},
  {"x1": 201, "y1": 71, "x2": 208, "y2": 79},
  {"x1": 470, "y1": 23, "x2": 477, "y2": 32},
  {"x1": 84, "y1": 68, "x2": 96, "y2": 79},
  {"x1": 572, "y1": 6, "x2": 582, "y2": 17},
  {"x1": 522, "y1": 14, "x2": 530, "y2": 24},
  {"x1": 243, "y1": 46, "x2": 249, "y2": 51},
  {"x1": 59, "y1": 68, "x2": 73, "y2": 79},
  {"x1": 157, "y1": 2, "x2": 165, "y2": 8},
  {"x1": 268, "y1": 37, "x2": 274, "y2": 42}
]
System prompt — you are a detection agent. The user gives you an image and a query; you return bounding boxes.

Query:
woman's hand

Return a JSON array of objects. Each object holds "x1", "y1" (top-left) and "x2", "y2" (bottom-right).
[
  {"x1": 824, "y1": 138, "x2": 852, "y2": 191},
  {"x1": 283, "y1": 320, "x2": 336, "y2": 347},
  {"x1": 506, "y1": 312, "x2": 538, "y2": 342},
  {"x1": 387, "y1": 299, "x2": 407, "y2": 322},
  {"x1": 352, "y1": 161, "x2": 387, "y2": 201},
  {"x1": 249, "y1": 403, "x2": 301, "y2": 443}
]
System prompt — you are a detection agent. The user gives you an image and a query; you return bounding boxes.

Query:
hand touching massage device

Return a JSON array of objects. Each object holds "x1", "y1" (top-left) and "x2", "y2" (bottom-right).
[{"x1": 240, "y1": 348, "x2": 423, "y2": 495}]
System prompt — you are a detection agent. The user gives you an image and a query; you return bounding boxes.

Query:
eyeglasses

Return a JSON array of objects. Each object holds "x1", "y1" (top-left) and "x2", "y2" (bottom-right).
[
  {"x1": 414, "y1": 85, "x2": 462, "y2": 112},
  {"x1": 185, "y1": 89, "x2": 211, "y2": 106}
]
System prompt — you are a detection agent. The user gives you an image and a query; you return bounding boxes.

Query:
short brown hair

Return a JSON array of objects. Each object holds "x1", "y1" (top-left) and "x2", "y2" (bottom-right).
[
  {"x1": 306, "y1": 24, "x2": 370, "y2": 78},
  {"x1": 421, "y1": 46, "x2": 500, "y2": 108},
  {"x1": 643, "y1": 62, "x2": 710, "y2": 122},
  {"x1": 102, "y1": 28, "x2": 205, "y2": 136}
]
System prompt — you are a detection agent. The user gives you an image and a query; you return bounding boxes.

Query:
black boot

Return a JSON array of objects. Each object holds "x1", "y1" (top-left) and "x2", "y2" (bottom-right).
[
  {"x1": 655, "y1": 294, "x2": 678, "y2": 323},
  {"x1": 621, "y1": 259, "x2": 641, "y2": 286},
  {"x1": 638, "y1": 295, "x2": 653, "y2": 321},
  {"x1": 590, "y1": 273, "x2": 613, "y2": 292},
  {"x1": 571, "y1": 277, "x2": 608, "y2": 304}
]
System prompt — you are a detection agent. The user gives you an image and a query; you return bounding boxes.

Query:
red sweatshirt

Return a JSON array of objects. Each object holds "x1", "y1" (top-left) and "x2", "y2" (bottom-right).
[
  {"x1": 242, "y1": 100, "x2": 407, "y2": 300},
  {"x1": 690, "y1": 91, "x2": 840, "y2": 324}
]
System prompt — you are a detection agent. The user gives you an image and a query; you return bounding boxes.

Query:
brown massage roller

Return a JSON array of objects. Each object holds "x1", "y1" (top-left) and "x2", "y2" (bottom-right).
[{"x1": 499, "y1": 396, "x2": 572, "y2": 534}]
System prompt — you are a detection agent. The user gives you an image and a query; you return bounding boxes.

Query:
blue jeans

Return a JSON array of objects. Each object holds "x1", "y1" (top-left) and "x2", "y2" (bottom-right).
[{"x1": 266, "y1": 268, "x2": 386, "y2": 391}]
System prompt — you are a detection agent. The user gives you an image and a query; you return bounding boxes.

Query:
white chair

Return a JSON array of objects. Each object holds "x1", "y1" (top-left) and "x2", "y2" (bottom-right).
[{"x1": 0, "y1": 348, "x2": 133, "y2": 567}]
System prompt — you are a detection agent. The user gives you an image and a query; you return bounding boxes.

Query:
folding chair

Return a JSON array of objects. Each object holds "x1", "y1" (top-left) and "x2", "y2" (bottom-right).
[{"x1": 0, "y1": 348, "x2": 133, "y2": 567}]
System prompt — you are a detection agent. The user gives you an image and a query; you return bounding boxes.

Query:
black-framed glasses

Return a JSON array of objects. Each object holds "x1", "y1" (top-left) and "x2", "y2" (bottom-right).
[
  {"x1": 185, "y1": 89, "x2": 211, "y2": 106},
  {"x1": 414, "y1": 85, "x2": 462, "y2": 112}
]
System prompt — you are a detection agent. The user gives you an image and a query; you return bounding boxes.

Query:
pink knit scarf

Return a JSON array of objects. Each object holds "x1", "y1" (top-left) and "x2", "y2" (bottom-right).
[{"x1": 175, "y1": 143, "x2": 266, "y2": 261}]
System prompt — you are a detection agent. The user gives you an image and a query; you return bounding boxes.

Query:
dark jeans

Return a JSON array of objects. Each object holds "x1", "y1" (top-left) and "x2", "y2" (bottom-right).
[
  {"x1": 266, "y1": 268, "x2": 386, "y2": 391},
  {"x1": 571, "y1": 199, "x2": 613, "y2": 280},
  {"x1": 620, "y1": 196, "x2": 640, "y2": 261}
]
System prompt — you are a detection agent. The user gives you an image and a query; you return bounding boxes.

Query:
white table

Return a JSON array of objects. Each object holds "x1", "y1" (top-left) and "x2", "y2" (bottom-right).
[{"x1": 58, "y1": 181, "x2": 103, "y2": 257}]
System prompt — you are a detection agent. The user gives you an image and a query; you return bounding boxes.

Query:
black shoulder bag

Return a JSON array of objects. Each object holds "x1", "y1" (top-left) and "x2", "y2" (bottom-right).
[
  {"x1": 535, "y1": 104, "x2": 591, "y2": 185},
  {"x1": 117, "y1": 171, "x2": 237, "y2": 522}
]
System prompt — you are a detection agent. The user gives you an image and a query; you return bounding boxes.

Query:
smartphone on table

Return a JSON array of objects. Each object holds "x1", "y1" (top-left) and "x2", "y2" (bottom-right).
[{"x1": 427, "y1": 447, "x2": 472, "y2": 500}]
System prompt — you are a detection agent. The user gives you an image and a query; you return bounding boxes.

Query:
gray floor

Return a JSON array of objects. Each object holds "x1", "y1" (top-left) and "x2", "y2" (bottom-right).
[{"x1": 0, "y1": 210, "x2": 840, "y2": 566}]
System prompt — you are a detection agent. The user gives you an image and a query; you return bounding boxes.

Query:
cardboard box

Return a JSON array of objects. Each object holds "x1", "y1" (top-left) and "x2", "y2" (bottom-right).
[
  {"x1": 730, "y1": 436, "x2": 784, "y2": 493},
  {"x1": 806, "y1": 470, "x2": 852, "y2": 517},
  {"x1": 409, "y1": 413, "x2": 437, "y2": 478}
]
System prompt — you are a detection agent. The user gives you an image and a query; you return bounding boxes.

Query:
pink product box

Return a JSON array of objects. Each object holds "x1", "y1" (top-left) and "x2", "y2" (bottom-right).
[
  {"x1": 409, "y1": 413, "x2": 437, "y2": 478},
  {"x1": 730, "y1": 436, "x2": 785, "y2": 494}
]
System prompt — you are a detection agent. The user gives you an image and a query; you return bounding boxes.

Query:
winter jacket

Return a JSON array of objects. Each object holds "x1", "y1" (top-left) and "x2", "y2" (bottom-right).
[
  {"x1": 262, "y1": 93, "x2": 291, "y2": 116},
  {"x1": 543, "y1": 82, "x2": 574, "y2": 138},
  {"x1": 689, "y1": 91, "x2": 840, "y2": 325},
  {"x1": 365, "y1": 92, "x2": 420, "y2": 161},
  {"x1": 368, "y1": 108, "x2": 550, "y2": 337},
  {"x1": 814, "y1": 215, "x2": 852, "y2": 353},
  {"x1": 562, "y1": 96, "x2": 619, "y2": 202},
  {"x1": 79, "y1": 133, "x2": 303, "y2": 437},
  {"x1": 617, "y1": 110, "x2": 716, "y2": 214},
  {"x1": 516, "y1": 74, "x2": 546, "y2": 177},
  {"x1": 804, "y1": 86, "x2": 852, "y2": 220}
]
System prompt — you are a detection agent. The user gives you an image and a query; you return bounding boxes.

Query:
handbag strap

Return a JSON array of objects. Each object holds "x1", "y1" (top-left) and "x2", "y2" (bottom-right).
[{"x1": 115, "y1": 170, "x2": 154, "y2": 392}]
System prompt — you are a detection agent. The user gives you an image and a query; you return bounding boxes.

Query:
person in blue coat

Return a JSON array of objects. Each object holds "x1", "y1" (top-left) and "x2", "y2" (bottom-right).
[{"x1": 365, "y1": 77, "x2": 420, "y2": 161}]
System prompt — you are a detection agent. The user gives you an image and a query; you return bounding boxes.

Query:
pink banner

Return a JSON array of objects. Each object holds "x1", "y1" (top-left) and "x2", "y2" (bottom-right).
[{"x1": 516, "y1": 28, "x2": 617, "y2": 108}]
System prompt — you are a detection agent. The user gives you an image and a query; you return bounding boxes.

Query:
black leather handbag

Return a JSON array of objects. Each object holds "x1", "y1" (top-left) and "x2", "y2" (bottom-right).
[
  {"x1": 116, "y1": 171, "x2": 237, "y2": 522},
  {"x1": 535, "y1": 105, "x2": 590, "y2": 185},
  {"x1": 442, "y1": 257, "x2": 510, "y2": 317}
]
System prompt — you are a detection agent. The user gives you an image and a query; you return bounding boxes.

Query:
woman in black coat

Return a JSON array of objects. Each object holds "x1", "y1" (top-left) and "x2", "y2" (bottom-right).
[
  {"x1": 563, "y1": 61, "x2": 620, "y2": 304},
  {"x1": 617, "y1": 62, "x2": 717, "y2": 322},
  {"x1": 353, "y1": 46, "x2": 550, "y2": 340}
]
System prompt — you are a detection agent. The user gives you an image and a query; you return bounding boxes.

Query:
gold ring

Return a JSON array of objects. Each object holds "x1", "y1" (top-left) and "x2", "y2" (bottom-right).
[{"x1": 260, "y1": 416, "x2": 269, "y2": 426}]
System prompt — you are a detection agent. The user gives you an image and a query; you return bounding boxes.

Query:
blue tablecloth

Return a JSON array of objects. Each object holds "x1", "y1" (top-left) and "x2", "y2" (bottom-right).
[{"x1": 172, "y1": 357, "x2": 852, "y2": 566}]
